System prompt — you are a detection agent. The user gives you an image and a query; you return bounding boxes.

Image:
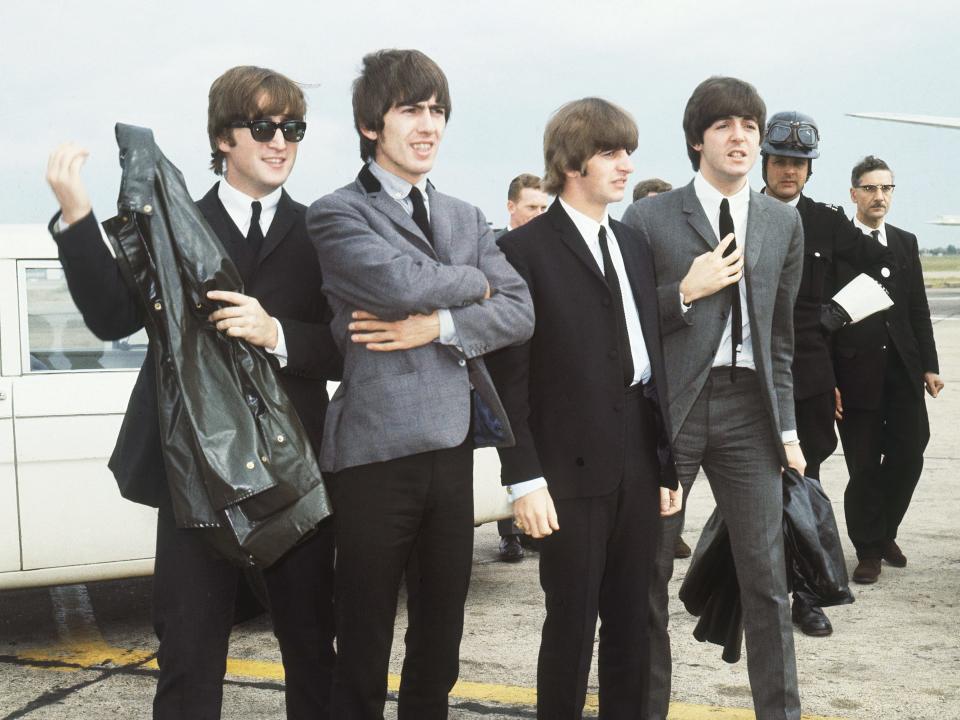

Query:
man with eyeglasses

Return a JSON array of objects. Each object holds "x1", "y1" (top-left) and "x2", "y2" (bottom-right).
[
  {"x1": 833, "y1": 155, "x2": 942, "y2": 585},
  {"x1": 760, "y1": 112, "x2": 893, "y2": 636},
  {"x1": 45, "y1": 65, "x2": 341, "y2": 719}
]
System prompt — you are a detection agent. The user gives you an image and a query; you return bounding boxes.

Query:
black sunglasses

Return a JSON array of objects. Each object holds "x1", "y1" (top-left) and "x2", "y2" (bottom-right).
[
  {"x1": 229, "y1": 119, "x2": 307, "y2": 143},
  {"x1": 766, "y1": 121, "x2": 818, "y2": 148}
]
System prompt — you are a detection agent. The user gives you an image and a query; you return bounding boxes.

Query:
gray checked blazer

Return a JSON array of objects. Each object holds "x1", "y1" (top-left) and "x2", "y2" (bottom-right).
[
  {"x1": 307, "y1": 166, "x2": 535, "y2": 473},
  {"x1": 621, "y1": 181, "x2": 804, "y2": 463}
]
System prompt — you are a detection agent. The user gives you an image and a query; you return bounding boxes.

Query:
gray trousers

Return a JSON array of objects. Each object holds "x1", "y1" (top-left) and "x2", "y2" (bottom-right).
[{"x1": 647, "y1": 368, "x2": 800, "y2": 720}]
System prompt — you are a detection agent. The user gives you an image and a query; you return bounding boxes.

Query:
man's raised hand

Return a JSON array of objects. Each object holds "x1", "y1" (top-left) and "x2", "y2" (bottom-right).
[
  {"x1": 678, "y1": 233, "x2": 743, "y2": 304},
  {"x1": 46, "y1": 143, "x2": 92, "y2": 225},
  {"x1": 349, "y1": 310, "x2": 441, "y2": 351}
]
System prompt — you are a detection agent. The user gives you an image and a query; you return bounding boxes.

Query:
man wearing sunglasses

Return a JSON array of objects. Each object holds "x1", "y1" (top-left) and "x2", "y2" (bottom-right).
[
  {"x1": 760, "y1": 111, "x2": 894, "y2": 636},
  {"x1": 46, "y1": 65, "x2": 341, "y2": 719},
  {"x1": 834, "y1": 155, "x2": 942, "y2": 585}
]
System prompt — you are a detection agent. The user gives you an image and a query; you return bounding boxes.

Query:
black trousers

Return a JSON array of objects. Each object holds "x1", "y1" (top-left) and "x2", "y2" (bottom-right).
[
  {"x1": 839, "y1": 352, "x2": 929, "y2": 559},
  {"x1": 152, "y1": 500, "x2": 336, "y2": 720},
  {"x1": 537, "y1": 386, "x2": 660, "y2": 719},
  {"x1": 795, "y1": 389, "x2": 839, "y2": 481},
  {"x1": 329, "y1": 440, "x2": 475, "y2": 720}
]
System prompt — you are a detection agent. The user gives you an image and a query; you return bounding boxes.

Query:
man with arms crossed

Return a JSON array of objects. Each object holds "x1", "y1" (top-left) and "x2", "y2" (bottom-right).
[
  {"x1": 307, "y1": 49, "x2": 533, "y2": 719},
  {"x1": 45, "y1": 66, "x2": 340, "y2": 719},
  {"x1": 487, "y1": 97, "x2": 681, "y2": 718},
  {"x1": 622, "y1": 76, "x2": 804, "y2": 720},
  {"x1": 835, "y1": 155, "x2": 941, "y2": 584}
]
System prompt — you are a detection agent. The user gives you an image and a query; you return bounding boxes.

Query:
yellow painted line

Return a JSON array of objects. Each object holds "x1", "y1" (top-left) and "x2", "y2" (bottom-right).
[{"x1": 9, "y1": 642, "x2": 844, "y2": 719}]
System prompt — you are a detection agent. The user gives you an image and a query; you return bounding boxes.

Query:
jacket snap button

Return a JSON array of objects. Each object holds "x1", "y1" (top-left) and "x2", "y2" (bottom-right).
[
  {"x1": 143, "y1": 204, "x2": 153, "y2": 213},
  {"x1": 154, "y1": 301, "x2": 162, "y2": 311},
  {"x1": 245, "y1": 461, "x2": 255, "y2": 470},
  {"x1": 277, "y1": 434, "x2": 285, "y2": 443},
  {"x1": 458, "y1": 359, "x2": 466, "y2": 367},
  {"x1": 260, "y1": 455, "x2": 269, "y2": 463}
]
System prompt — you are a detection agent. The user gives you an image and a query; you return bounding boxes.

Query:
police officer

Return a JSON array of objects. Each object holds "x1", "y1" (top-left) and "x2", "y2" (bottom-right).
[{"x1": 761, "y1": 111, "x2": 893, "y2": 637}]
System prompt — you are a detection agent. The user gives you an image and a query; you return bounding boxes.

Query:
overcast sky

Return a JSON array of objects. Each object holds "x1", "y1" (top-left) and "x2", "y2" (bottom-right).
[{"x1": 4, "y1": 0, "x2": 959, "y2": 247}]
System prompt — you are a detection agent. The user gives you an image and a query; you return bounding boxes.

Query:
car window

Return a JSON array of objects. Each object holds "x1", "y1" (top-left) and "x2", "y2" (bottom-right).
[{"x1": 21, "y1": 264, "x2": 147, "y2": 372}]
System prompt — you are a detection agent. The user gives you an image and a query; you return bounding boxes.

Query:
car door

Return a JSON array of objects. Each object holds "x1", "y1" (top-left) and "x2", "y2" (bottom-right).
[{"x1": 13, "y1": 260, "x2": 156, "y2": 571}]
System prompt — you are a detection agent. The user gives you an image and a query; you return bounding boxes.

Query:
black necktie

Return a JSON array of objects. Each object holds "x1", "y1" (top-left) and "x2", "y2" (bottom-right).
[
  {"x1": 598, "y1": 226, "x2": 635, "y2": 387},
  {"x1": 409, "y1": 187, "x2": 433, "y2": 246},
  {"x1": 247, "y1": 201, "x2": 264, "y2": 260},
  {"x1": 719, "y1": 198, "x2": 742, "y2": 367},
  {"x1": 871, "y1": 229, "x2": 881, "y2": 244}
]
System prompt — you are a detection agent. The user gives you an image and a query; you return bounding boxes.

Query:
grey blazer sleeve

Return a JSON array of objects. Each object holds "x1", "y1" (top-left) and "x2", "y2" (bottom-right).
[
  {"x1": 773, "y1": 211, "x2": 805, "y2": 434},
  {"x1": 621, "y1": 201, "x2": 693, "y2": 336},
  {"x1": 307, "y1": 193, "x2": 490, "y2": 320},
  {"x1": 446, "y1": 209, "x2": 535, "y2": 358}
]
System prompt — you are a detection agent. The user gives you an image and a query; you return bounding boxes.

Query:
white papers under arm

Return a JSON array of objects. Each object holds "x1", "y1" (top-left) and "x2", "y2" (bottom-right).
[{"x1": 831, "y1": 273, "x2": 894, "y2": 323}]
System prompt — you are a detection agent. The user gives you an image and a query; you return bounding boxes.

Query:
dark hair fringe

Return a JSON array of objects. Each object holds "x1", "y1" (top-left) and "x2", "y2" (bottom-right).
[
  {"x1": 683, "y1": 76, "x2": 766, "y2": 171},
  {"x1": 851, "y1": 155, "x2": 892, "y2": 187}
]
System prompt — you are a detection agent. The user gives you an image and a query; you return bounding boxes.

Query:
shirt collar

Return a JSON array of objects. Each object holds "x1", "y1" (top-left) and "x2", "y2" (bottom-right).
[
  {"x1": 693, "y1": 170, "x2": 751, "y2": 216},
  {"x1": 854, "y1": 216, "x2": 887, "y2": 245},
  {"x1": 558, "y1": 196, "x2": 612, "y2": 243},
  {"x1": 218, "y1": 178, "x2": 282, "y2": 218},
  {"x1": 368, "y1": 160, "x2": 428, "y2": 201}
]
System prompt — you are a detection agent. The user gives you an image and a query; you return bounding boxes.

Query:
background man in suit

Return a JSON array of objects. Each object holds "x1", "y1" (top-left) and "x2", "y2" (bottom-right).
[
  {"x1": 835, "y1": 155, "x2": 942, "y2": 584},
  {"x1": 632, "y1": 177, "x2": 673, "y2": 203},
  {"x1": 622, "y1": 76, "x2": 805, "y2": 720},
  {"x1": 487, "y1": 97, "x2": 681, "y2": 719},
  {"x1": 761, "y1": 111, "x2": 893, "y2": 636},
  {"x1": 494, "y1": 172, "x2": 548, "y2": 561},
  {"x1": 44, "y1": 66, "x2": 341, "y2": 720},
  {"x1": 307, "y1": 49, "x2": 533, "y2": 719},
  {"x1": 493, "y1": 173, "x2": 549, "y2": 243}
]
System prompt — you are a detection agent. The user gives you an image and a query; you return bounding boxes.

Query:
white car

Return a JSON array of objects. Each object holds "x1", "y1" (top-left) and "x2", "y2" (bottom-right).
[{"x1": 0, "y1": 225, "x2": 511, "y2": 590}]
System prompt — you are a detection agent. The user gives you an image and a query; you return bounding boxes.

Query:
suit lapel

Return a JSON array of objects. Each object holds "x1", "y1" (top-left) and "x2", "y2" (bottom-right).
[
  {"x1": 196, "y1": 184, "x2": 241, "y2": 263},
  {"x1": 258, "y1": 189, "x2": 297, "y2": 265},
  {"x1": 744, "y1": 190, "x2": 766, "y2": 272},
  {"x1": 357, "y1": 165, "x2": 437, "y2": 259},
  {"x1": 612, "y1": 219, "x2": 662, "y2": 365},
  {"x1": 425, "y1": 182, "x2": 453, "y2": 263},
  {"x1": 549, "y1": 200, "x2": 605, "y2": 285},
  {"x1": 681, "y1": 181, "x2": 717, "y2": 250}
]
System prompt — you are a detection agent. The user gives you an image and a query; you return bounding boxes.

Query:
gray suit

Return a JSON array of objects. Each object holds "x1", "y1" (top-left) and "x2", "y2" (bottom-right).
[
  {"x1": 307, "y1": 165, "x2": 533, "y2": 718},
  {"x1": 308, "y1": 169, "x2": 534, "y2": 473},
  {"x1": 622, "y1": 181, "x2": 804, "y2": 720}
]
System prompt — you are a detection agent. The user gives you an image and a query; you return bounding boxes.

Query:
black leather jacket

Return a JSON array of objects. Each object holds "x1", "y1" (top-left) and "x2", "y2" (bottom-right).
[{"x1": 100, "y1": 124, "x2": 330, "y2": 567}]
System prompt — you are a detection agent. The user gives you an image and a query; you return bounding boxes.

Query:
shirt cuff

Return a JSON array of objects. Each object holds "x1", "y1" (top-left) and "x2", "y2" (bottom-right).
[
  {"x1": 437, "y1": 308, "x2": 461, "y2": 346},
  {"x1": 266, "y1": 317, "x2": 288, "y2": 368},
  {"x1": 55, "y1": 216, "x2": 70, "y2": 234},
  {"x1": 679, "y1": 291, "x2": 692, "y2": 313},
  {"x1": 507, "y1": 477, "x2": 548, "y2": 500},
  {"x1": 782, "y1": 430, "x2": 799, "y2": 444}
]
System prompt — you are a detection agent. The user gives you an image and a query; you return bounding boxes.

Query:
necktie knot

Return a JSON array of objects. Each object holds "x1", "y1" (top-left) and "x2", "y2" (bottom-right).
[
  {"x1": 250, "y1": 200, "x2": 262, "y2": 226},
  {"x1": 871, "y1": 229, "x2": 881, "y2": 242},
  {"x1": 246, "y1": 200, "x2": 265, "y2": 260}
]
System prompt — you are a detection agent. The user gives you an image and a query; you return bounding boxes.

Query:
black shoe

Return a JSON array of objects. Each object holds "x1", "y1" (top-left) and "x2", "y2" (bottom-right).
[
  {"x1": 674, "y1": 536, "x2": 692, "y2": 559},
  {"x1": 518, "y1": 534, "x2": 542, "y2": 552},
  {"x1": 882, "y1": 540, "x2": 907, "y2": 568},
  {"x1": 792, "y1": 600, "x2": 833, "y2": 637},
  {"x1": 498, "y1": 535, "x2": 524, "y2": 562},
  {"x1": 852, "y1": 557, "x2": 881, "y2": 584}
]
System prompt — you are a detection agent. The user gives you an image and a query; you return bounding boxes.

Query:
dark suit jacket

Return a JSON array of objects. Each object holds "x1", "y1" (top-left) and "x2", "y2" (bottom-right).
[
  {"x1": 834, "y1": 222, "x2": 938, "y2": 410},
  {"x1": 486, "y1": 201, "x2": 677, "y2": 500},
  {"x1": 792, "y1": 194, "x2": 894, "y2": 399},
  {"x1": 52, "y1": 183, "x2": 342, "y2": 508}
]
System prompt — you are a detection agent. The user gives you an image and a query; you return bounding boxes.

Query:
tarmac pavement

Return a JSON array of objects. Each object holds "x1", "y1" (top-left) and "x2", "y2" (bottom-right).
[{"x1": 1, "y1": 289, "x2": 958, "y2": 719}]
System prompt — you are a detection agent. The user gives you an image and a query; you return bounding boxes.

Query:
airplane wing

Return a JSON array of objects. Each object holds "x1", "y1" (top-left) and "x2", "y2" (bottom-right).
[
  {"x1": 930, "y1": 216, "x2": 960, "y2": 226},
  {"x1": 847, "y1": 112, "x2": 960, "y2": 129}
]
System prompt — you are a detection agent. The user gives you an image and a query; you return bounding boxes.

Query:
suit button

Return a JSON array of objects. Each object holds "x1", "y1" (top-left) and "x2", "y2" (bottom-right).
[
  {"x1": 602, "y1": 298, "x2": 611, "y2": 307},
  {"x1": 608, "y1": 350, "x2": 617, "y2": 359},
  {"x1": 881, "y1": 267, "x2": 891, "y2": 278},
  {"x1": 575, "y1": 457, "x2": 585, "y2": 467},
  {"x1": 882, "y1": 345, "x2": 887, "y2": 350},
  {"x1": 458, "y1": 359, "x2": 466, "y2": 367},
  {"x1": 814, "y1": 251, "x2": 821, "y2": 258}
]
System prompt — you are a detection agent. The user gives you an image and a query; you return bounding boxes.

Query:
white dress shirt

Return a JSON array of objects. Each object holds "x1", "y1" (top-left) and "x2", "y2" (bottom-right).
[
  {"x1": 853, "y1": 216, "x2": 888, "y2": 246},
  {"x1": 692, "y1": 171, "x2": 755, "y2": 372},
  {"x1": 367, "y1": 160, "x2": 459, "y2": 346},
  {"x1": 217, "y1": 180, "x2": 287, "y2": 365}
]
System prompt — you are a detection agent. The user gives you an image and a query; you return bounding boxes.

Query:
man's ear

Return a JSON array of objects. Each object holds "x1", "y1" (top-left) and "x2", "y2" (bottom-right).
[
  {"x1": 217, "y1": 131, "x2": 235, "y2": 154},
  {"x1": 507, "y1": 200, "x2": 517, "y2": 214},
  {"x1": 360, "y1": 127, "x2": 378, "y2": 142}
]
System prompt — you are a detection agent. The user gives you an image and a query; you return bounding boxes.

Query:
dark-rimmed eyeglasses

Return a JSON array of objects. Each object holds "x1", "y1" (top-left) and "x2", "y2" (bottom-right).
[
  {"x1": 766, "y1": 121, "x2": 818, "y2": 148},
  {"x1": 229, "y1": 120, "x2": 307, "y2": 143},
  {"x1": 855, "y1": 184, "x2": 896, "y2": 194}
]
